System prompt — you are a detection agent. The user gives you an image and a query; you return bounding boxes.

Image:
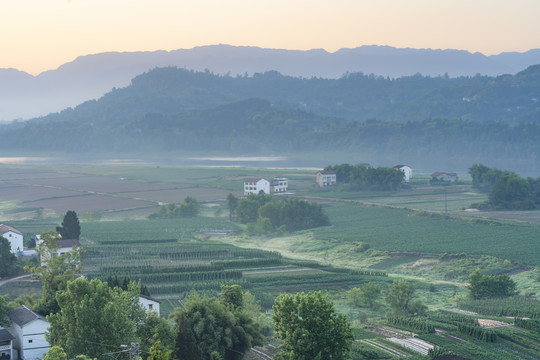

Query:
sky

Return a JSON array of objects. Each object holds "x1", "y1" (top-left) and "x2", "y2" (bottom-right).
[{"x1": 2, "y1": 0, "x2": 540, "y2": 75}]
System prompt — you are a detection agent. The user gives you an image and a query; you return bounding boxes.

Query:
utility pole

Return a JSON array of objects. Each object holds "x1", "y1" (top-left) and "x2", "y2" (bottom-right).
[
  {"x1": 445, "y1": 188, "x2": 448, "y2": 213},
  {"x1": 129, "y1": 342, "x2": 140, "y2": 360}
]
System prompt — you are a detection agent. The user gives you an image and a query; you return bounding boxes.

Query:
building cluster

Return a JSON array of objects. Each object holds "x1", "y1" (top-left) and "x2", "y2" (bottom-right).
[
  {"x1": 316, "y1": 164, "x2": 413, "y2": 187},
  {"x1": 243, "y1": 177, "x2": 289, "y2": 195},
  {"x1": 1, "y1": 223, "x2": 162, "y2": 360}
]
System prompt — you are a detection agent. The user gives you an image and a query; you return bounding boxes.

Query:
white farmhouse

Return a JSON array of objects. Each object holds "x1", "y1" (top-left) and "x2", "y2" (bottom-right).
[
  {"x1": 7, "y1": 306, "x2": 50, "y2": 360},
  {"x1": 243, "y1": 178, "x2": 270, "y2": 195},
  {"x1": 316, "y1": 170, "x2": 337, "y2": 187},
  {"x1": 270, "y1": 177, "x2": 288, "y2": 193},
  {"x1": 36, "y1": 235, "x2": 81, "y2": 266},
  {"x1": 139, "y1": 294, "x2": 161, "y2": 314},
  {"x1": 0, "y1": 327, "x2": 15, "y2": 360},
  {"x1": 393, "y1": 165, "x2": 413, "y2": 183},
  {"x1": 0, "y1": 224, "x2": 23, "y2": 255}
]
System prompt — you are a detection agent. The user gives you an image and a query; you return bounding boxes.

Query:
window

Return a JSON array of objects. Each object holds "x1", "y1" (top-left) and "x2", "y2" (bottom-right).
[
  {"x1": 148, "y1": 304, "x2": 153, "y2": 310},
  {"x1": 28, "y1": 340, "x2": 33, "y2": 343}
]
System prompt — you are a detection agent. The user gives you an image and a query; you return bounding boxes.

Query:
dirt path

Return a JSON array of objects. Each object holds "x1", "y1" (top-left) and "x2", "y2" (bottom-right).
[{"x1": 0, "y1": 274, "x2": 32, "y2": 287}]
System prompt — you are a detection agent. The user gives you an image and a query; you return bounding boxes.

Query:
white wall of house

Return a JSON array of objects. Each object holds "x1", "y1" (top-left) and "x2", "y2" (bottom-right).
[
  {"x1": 10, "y1": 320, "x2": 50, "y2": 360},
  {"x1": 271, "y1": 177, "x2": 288, "y2": 193},
  {"x1": 139, "y1": 296, "x2": 160, "y2": 314},
  {"x1": 396, "y1": 166, "x2": 412, "y2": 182},
  {"x1": 1, "y1": 230, "x2": 23, "y2": 255},
  {"x1": 316, "y1": 172, "x2": 336, "y2": 187},
  {"x1": 244, "y1": 178, "x2": 270, "y2": 195}
]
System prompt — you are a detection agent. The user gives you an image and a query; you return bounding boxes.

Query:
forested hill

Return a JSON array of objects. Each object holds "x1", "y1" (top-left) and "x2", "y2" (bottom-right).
[
  {"x1": 1, "y1": 67, "x2": 539, "y2": 174},
  {"x1": 15, "y1": 64, "x2": 540, "y2": 125}
]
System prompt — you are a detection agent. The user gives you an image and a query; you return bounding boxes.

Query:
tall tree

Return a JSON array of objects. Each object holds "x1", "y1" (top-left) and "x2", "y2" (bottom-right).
[
  {"x1": 47, "y1": 278, "x2": 143, "y2": 359},
  {"x1": 384, "y1": 280, "x2": 426, "y2": 316},
  {"x1": 226, "y1": 193, "x2": 238, "y2": 221},
  {"x1": 25, "y1": 231, "x2": 83, "y2": 315},
  {"x1": 173, "y1": 290, "x2": 262, "y2": 360},
  {"x1": 0, "y1": 236, "x2": 18, "y2": 277},
  {"x1": 0, "y1": 294, "x2": 13, "y2": 327},
  {"x1": 272, "y1": 291, "x2": 353, "y2": 360},
  {"x1": 56, "y1": 210, "x2": 81, "y2": 239}
]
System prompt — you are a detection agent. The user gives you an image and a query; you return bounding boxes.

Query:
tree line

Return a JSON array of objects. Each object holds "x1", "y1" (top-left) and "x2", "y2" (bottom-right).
[
  {"x1": 324, "y1": 163, "x2": 405, "y2": 190},
  {"x1": 229, "y1": 193, "x2": 330, "y2": 234},
  {"x1": 148, "y1": 197, "x2": 199, "y2": 219},
  {"x1": 469, "y1": 164, "x2": 540, "y2": 210}
]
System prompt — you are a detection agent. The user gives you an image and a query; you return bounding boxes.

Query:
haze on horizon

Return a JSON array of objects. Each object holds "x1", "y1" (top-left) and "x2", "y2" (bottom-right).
[{"x1": 2, "y1": 0, "x2": 540, "y2": 76}]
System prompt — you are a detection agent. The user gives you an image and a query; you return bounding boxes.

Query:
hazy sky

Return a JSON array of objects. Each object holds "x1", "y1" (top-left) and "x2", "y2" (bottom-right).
[{"x1": 2, "y1": 0, "x2": 539, "y2": 75}]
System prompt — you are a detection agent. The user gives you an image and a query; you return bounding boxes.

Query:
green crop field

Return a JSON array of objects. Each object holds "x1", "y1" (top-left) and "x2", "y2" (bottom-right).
[{"x1": 312, "y1": 202, "x2": 540, "y2": 266}]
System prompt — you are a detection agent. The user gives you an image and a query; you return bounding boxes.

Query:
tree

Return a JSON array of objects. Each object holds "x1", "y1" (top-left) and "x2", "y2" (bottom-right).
[
  {"x1": 0, "y1": 236, "x2": 18, "y2": 277},
  {"x1": 384, "y1": 280, "x2": 425, "y2": 316},
  {"x1": 467, "y1": 269, "x2": 517, "y2": 299},
  {"x1": 137, "y1": 311, "x2": 176, "y2": 354},
  {"x1": 47, "y1": 278, "x2": 143, "y2": 359},
  {"x1": 0, "y1": 294, "x2": 13, "y2": 327},
  {"x1": 26, "y1": 231, "x2": 83, "y2": 315},
  {"x1": 44, "y1": 346, "x2": 68, "y2": 360},
  {"x1": 226, "y1": 193, "x2": 238, "y2": 220},
  {"x1": 220, "y1": 284, "x2": 243, "y2": 309},
  {"x1": 272, "y1": 291, "x2": 353, "y2": 360},
  {"x1": 489, "y1": 175, "x2": 534, "y2": 210},
  {"x1": 56, "y1": 210, "x2": 81, "y2": 240},
  {"x1": 176, "y1": 196, "x2": 199, "y2": 217},
  {"x1": 173, "y1": 290, "x2": 263, "y2": 360},
  {"x1": 360, "y1": 282, "x2": 382, "y2": 309}
]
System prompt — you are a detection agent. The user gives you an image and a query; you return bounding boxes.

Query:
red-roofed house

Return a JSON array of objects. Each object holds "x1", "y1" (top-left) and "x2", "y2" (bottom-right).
[{"x1": 431, "y1": 172, "x2": 458, "y2": 183}]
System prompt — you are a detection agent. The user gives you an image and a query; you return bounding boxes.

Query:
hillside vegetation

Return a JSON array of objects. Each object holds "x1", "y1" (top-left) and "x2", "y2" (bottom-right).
[{"x1": 1, "y1": 66, "x2": 540, "y2": 173}]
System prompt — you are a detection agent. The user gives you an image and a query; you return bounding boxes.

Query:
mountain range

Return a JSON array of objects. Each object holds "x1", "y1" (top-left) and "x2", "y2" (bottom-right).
[
  {"x1": 1, "y1": 66, "x2": 539, "y2": 175},
  {"x1": 2, "y1": 44, "x2": 540, "y2": 122}
]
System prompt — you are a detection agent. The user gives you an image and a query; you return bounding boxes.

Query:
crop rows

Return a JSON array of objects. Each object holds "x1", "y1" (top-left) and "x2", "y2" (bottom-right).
[
  {"x1": 387, "y1": 316, "x2": 435, "y2": 334},
  {"x1": 457, "y1": 297, "x2": 540, "y2": 319}
]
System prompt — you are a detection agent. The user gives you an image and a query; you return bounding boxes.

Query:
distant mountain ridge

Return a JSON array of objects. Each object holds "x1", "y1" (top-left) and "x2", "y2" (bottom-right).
[
  {"x1": 1, "y1": 44, "x2": 540, "y2": 122},
  {"x1": 1, "y1": 66, "x2": 539, "y2": 175}
]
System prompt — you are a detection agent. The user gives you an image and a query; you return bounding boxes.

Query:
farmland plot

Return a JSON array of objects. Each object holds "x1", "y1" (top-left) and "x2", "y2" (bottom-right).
[{"x1": 387, "y1": 337, "x2": 434, "y2": 355}]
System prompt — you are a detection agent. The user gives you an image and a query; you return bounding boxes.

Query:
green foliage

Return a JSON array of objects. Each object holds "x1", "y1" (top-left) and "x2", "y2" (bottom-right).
[
  {"x1": 469, "y1": 164, "x2": 540, "y2": 209},
  {"x1": 0, "y1": 294, "x2": 11, "y2": 327},
  {"x1": 226, "y1": 193, "x2": 238, "y2": 221},
  {"x1": 237, "y1": 194, "x2": 330, "y2": 234},
  {"x1": 105, "y1": 275, "x2": 150, "y2": 296},
  {"x1": 46, "y1": 278, "x2": 143, "y2": 359},
  {"x1": 360, "y1": 282, "x2": 382, "y2": 308},
  {"x1": 489, "y1": 174, "x2": 535, "y2": 210},
  {"x1": 387, "y1": 316, "x2": 435, "y2": 333},
  {"x1": 0, "y1": 235, "x2": 18, "y2": 277},
  {"x1": 26, "y1": 231, "x2": 83, "y2": 315},
  {"x1": 220, "y1": 284, "x2": 243, "y2": 309},
  {"x1": 147, "y1": 340, "x2": 173, "y2": 360},
  {"x1": 514, "y1": 317, "x2": 540, "y2": 332},
  {"x1": 56, "y1": 210, "x2": 81, "y2": 240},
  {"x1": 457, "y1": 323, "x2": 497, "y2": 342},
  {"x1": 384, "y1": 280, "x2": 426, "y2": 316},
  {"x1": 457, "y1": 296, "x2": 540, "y2": 319},
  {"x1": 172, "y1": 289, "x2": 263, "y2": 360},
  {"x1": 137, "y1": 311, "x2": 176, "y2": 354},
  {"x1": 149, "y1": 197, "x2": 200, "y2": 219},
  {"x1": 44, "y1": 346, "x2": 68, "y2": 360},
  {"x1": 467, "y1": 269, "x2": 517, "y2": 299},
  {"x1": 347, "y1": 282, "x2": 382, "y2": 309},
  {"x1": 312, "y1": 202, "x2": 540, "y2": 266},
  {"x1": 325, "y1": 163, "x2": 404, "y2": 190},
  {"x1": 272, "y1": 291, "x2": 353, "y2": 360}
]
